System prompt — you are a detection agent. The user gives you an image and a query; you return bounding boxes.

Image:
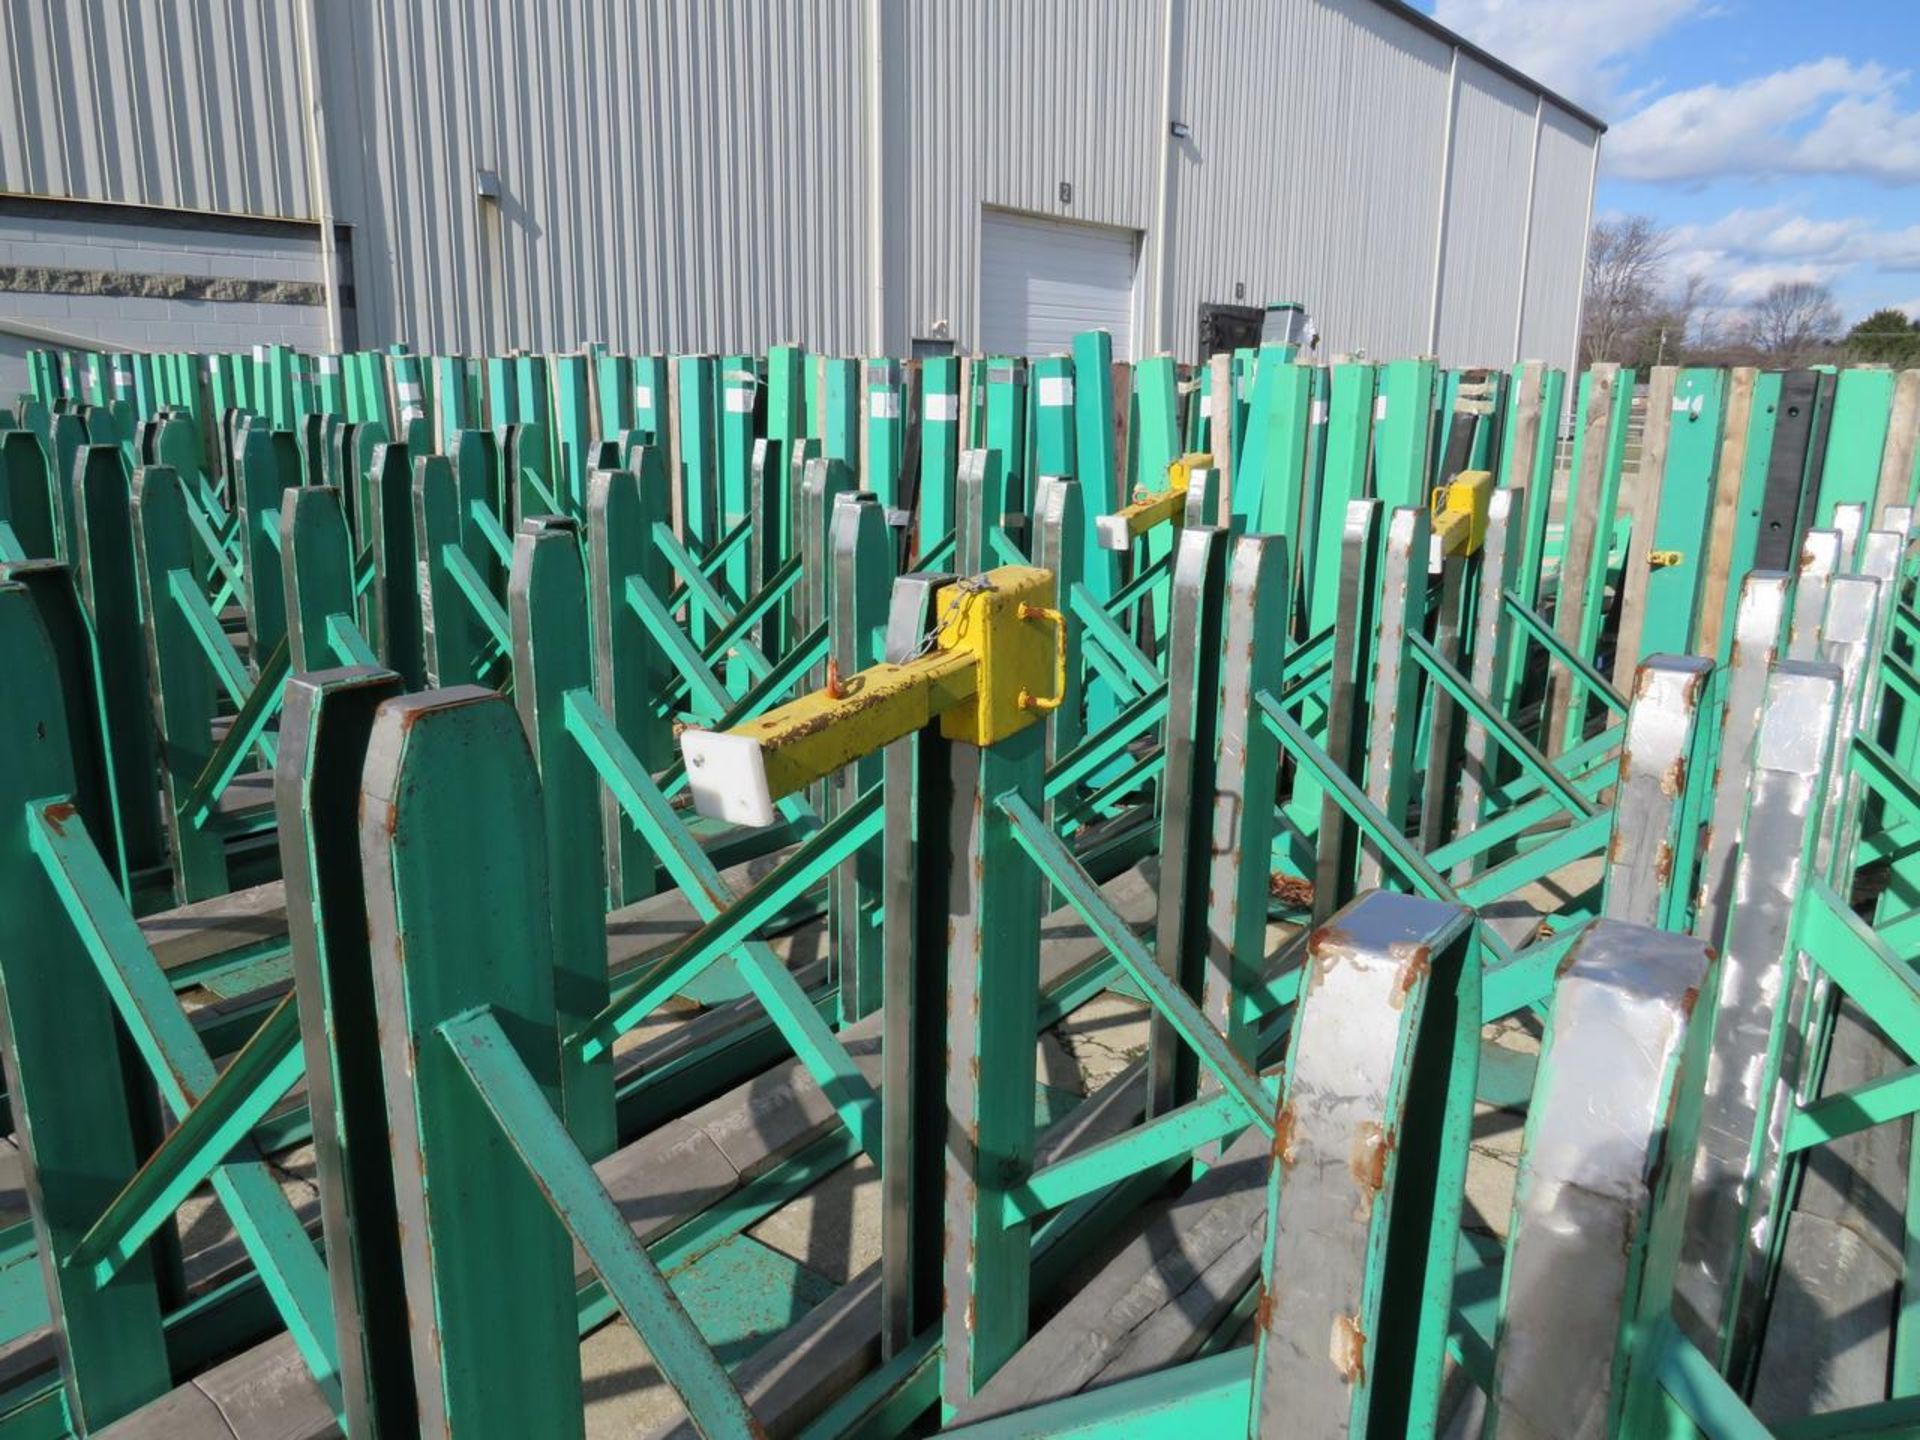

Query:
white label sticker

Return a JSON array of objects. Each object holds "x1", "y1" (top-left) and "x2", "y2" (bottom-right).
[
  {"x1": 724, "y1": 387, "x2": 755, "y2": 414},
  {"x1": 1375, "y1": 395, "x2": 1389, "y2": 421},
  {"x1": 1038, "y1": 376, "x2": 1074, "y2": 408},
  {"x1": 634, "y1": 385, "x2": 655, "y2": 412},
  {"x1": 1311, "y1": 400, "x2": 1328, "y2": 425},
  {"x1": 870, "y1": 391, "x2": 901, "y2": 420},
  {"x1": 926, "y1": 393, "x2": 959, "y2": 423},
  {"x1": 1199, "y1": 395, "x2": 1212, "y2": 418}
]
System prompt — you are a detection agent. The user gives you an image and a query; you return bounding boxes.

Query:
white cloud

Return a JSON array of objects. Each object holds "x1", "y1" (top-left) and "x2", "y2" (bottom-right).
[
  {"x1": 1659, "y1": 206, "x2": 1920, "y2": 325},
  {"x1": 1432, "y1": 0, "x2": 1705, "y2": 115},
  {"x1": 1791, "y1": 90, "x2": 1920, "y2": 184},
  {"x1": 1667, "y1": 206, "x2": 1920, "y2": 274},
  {"x1": 1607, "y1": 59, "x2": 1920, "y2": 183},
  {"x1": 1439, "y1": 1, "x2": 1920, "y2": 184}
]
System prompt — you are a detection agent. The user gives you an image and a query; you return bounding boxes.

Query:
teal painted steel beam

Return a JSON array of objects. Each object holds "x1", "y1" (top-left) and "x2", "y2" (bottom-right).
[
  {"x1": 64, "y1": 993, "x2": 303, "y2": 1286},
  {"x1": 1786, "y1": 1064, "x2": 1920, "y2": 1153},
  {"x1": 440, "y1": 1008, "x2": 757, "y2": 1438},
  {"x1": 573, "y1": 772, "x2": 882, "y2": 1061},
  {"x1": 561, "y1": 691, "x2": 876, "y2": 1157},
  {"x1": 1000, "y1": 792, "x2": 1273, "y2": 1135},
  {"x1": 999, "y1": 1090, "x2": 1247, "y2": 1225},
  {"x1": 28, "y1": 801, "x2": 342, "y2": 1417},
  {"x1": 0, "y1": 583, "x2": 172, "y2": 1431},
  {"x1": 180, "y1": 638, "x2": 289, "y2": 833},
  {"x1": 1408, "y1": 630, "x2": 1595, "y2": 820},
  {"x1": 941, "y1": 1348, "x2": 1252, "y2": 1438}
]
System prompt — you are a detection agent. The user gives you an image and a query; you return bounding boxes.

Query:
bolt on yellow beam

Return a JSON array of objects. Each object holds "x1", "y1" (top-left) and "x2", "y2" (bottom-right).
[
  {"x1": 1096, "y1": 451, "x2": 1212, "y2": 551},
  {"x1": 680, "y1": 566, "x2": 1062, "y2": 826},
  {"x1": 1430, "y1": 468, "x2": 1493, "y2": 558}
]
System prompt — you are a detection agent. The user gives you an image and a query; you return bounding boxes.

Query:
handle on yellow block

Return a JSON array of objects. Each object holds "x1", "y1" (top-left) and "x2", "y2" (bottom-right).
[{"x1": 1016, "y1": 603, "x2": 1067, "y2": 713}]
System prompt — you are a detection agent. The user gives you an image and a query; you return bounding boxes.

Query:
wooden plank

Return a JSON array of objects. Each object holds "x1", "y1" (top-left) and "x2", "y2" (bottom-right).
[
  {"x1": 1611, "y1": 365, "x2": 1675, "y2": 691},
  {"x1": 96, "y1": 1377, "x2": 239, "y2": 1439},
  {"x1": 1091, "y1": 1226, "x2": 1260, "y2": 1386},
  {"x1": 1205, "y1": 353, "x2": 1234, "y2": 526},
  {"x1": 1874, "y1": 369, "x2": 1920, "y2": 522},
  {"x1": 191, "y1": 1338, "x2": 339, "y2": 1440},
  {"x1": 1751, "y1": 1212, "x2": 1901, "y2": 1424},
  {"x1": 1500, "y1": 361, "x2": 1544, "y2": 492},
  {"x1": 950, "y1": 1127, "x2": 1271, "y2": 1423},
  {"x1": 136, "y1": 837, "x2": 797, "y2": 991},
  {"x1": 210, "y1": 771, "x2": 275, "y2": 819},
  {"x1": 649, "y1": 1057, "x2": 1157, "y2": 1440},
  {"x1": 1545, "y1": 363, "x2": 1618, "y2": 754},
  {"x1": 141, "y1": 882, "x2": 288, "y2": 974},
  {"x1": 1695, "y1": 366, "x2": 1757, "y2": 660}
]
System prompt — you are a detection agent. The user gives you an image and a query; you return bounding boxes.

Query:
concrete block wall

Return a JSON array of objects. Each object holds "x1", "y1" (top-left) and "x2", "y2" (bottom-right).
[{"x1": 0, "y1": 207, "x2": 329, "y2": 402}]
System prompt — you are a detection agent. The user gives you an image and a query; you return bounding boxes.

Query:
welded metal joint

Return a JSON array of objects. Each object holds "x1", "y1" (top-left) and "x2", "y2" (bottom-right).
[
  {"x1": 1253, "y1": 889, "x2": 1477, "y2": 1437},
  {"x1": 1602, "y1": 653, "x2": 1713, "y2": 929},
  {"x1": 1488, "y1": 918, "x2": 1719, "y2": 1438}
]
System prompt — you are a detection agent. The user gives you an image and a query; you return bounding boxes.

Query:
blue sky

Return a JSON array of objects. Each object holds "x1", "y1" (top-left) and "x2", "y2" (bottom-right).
[{"x1": 1420, "y1": 0, "x2": 1920, "y2": 327}]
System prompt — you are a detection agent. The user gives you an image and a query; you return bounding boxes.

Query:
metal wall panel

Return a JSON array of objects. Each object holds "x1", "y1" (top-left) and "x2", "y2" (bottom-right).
[
  {"x1": 1435, "y1": 58, "x2": 1538, "y2": 367},
  {"x1": 1164, "y1": 0, "x2": 1453, "y2": 365},
  {"x1": 901, "y1": 0, "x2": 1161, "y2": 356},
  {"x1": 1520, "y1": 106, "x2": 1599, "y2": 372},
  {"x1": 0, "y1": 0, "x2": 311, "y2": 218},
  {"x1": 0, "y1": 0, "x2": 1598, "y2": 369},
  {"x1": 320, "y1": 0, "x2": 870, "y2": 356}
]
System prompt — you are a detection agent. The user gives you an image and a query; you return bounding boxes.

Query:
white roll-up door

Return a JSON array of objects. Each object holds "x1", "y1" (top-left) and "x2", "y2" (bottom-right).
[{"x1": 978, "y1": 209, "x2": 1138, "y2": 360}]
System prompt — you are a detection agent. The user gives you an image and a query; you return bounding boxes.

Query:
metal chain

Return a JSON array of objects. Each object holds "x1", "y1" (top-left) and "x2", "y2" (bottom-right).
[{"x1": 909, "y1": 575, "x2": 994, "y2": 659}]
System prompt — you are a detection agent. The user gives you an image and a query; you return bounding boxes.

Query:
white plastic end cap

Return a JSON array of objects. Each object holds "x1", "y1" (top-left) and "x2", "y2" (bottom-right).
[{"x1": 679, "y1": 729, "x2": 777, "y2": 828}]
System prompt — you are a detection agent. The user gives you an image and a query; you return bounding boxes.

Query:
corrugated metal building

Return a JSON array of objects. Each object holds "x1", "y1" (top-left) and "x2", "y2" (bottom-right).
[{"x1": 0, "y1": 0, "x2": 1602, "y2": 397}]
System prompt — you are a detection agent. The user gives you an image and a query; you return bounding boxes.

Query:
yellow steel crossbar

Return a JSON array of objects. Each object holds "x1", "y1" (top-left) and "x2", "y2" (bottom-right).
[
  {"x1": 1430, "y1": 468, "x2": 1493, "y2": 558},
  {"x1": 680, "y1": 566, "x2": 1060, "y2": 826},
  {"x1": 1096, "y1": 451, "x2": 1211, "y2": 551}
]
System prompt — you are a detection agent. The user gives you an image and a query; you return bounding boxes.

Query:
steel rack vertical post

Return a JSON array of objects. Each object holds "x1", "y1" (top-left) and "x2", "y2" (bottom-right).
[
  {"x1": 586, "y1": 452, "x2": 676, "y2": 906},
  {"x1": 360, "y1": 688, "x2": 586, "y2": 1436},
  {"x1": 276, "y1": 666, "x2": 419, "y2": 1437},
  {"x1": 918, "y1": 354, "x2": 962, "y2": 557},
  {"x1": 829, "y1": 490, "x2": 893, "y2": 1023},
  {"x1": 509, "y1": 516, "x2": 618, "y2": 1158},
  {"x1": 1149, "y1": 524, "x2": 1232, "y2": 1118}
]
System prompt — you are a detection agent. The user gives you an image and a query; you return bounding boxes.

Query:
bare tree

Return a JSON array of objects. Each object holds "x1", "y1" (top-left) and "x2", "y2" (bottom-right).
[
  {"x1": 1740, "y1": 281, "x2": 1843, "y2": 366},
  {"x1": 1580, "y1": 215, "x2": 1670, "y2": 365},
  {"x1": 1675, "y1": 274, "x2": 1727, "y2": 353}
]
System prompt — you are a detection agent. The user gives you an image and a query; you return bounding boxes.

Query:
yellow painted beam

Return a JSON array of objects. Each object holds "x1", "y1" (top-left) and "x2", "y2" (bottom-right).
[
  {"x1": 1432, "y1": 468, "x2": 1493, "y2": 558},
  {"x1": 1096, "y1": 451, "x2": 1211, "y2": 551},
  {"x1": 680, "y1": 566, "x2": 1063, "y2": 825}
]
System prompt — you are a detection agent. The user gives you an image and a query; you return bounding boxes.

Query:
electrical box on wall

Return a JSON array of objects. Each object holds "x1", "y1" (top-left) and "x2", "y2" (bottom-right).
[{"x1": 1196, "y1": 302, "x2": 1263, "y2": 361}]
